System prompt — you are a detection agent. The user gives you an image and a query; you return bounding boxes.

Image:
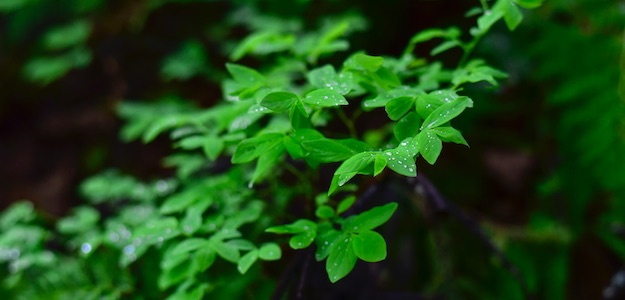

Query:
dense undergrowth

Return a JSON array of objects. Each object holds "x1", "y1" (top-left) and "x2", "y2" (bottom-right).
[{"x1": 1, "y1": 0, "x2": 624, "y2": 299}]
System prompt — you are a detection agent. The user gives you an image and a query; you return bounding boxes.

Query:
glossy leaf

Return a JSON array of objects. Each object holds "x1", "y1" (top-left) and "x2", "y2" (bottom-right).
[
  {"x1": 258, "y1": 243, "x2": 282, "y2": 260},
  {"x1": 225, "y1": 63, "x2": 266, "y2": 88},
  {"x1": 266, "y1": 219, "x2": 317, "y2": 234},
  {"x1": 231, "y1": 133, "x2": 284, "y2": 164},
  {"x1": 373, "y1": 154, "x2": 387, "y2": 177},
  {"x1": 352, "y1": 231, "x2": 387, "y2": 262},
  {"x1": 384, "y1": 149, "x2": 416, "y2": 177},
  {"x1": 250, "y1": 143, "x2": 285, "y2": 186},
  {"x1": 315, "y1": 227, "x2": 341, "y2": 261},
  {"x1": 328, "y1": 152, "x2": 377, "y2": 195},
  {"x1": 421, "y1": 97, "x2": 473, "y2": 130},
  {"x1": 260, "y1": 92, "x2": 299, "y2": 112},
  {"x1": 301, "y1": 139, "x2": 354, "y2": 162},
  {"x1": 363, "y1": 86, "x2": 421, "y2": 109},
  {"x1": 343, "y1": 202, "x2": 398, "y2": 232},
  {"x1": 326, "y1": 234, "x2": 357, "y2": 283},
  {"x1": 344, "y1": 53, "x2": 384, "y2": 72},
  {"x1": 394, "y1": 112, "x2": 422, "y2": 141},
  {"x1": 417, "y1": 129, "x2": 443, "y2": 165},
  {"x1": 316, "y1": 205, "x2": 335, "y2": 219},
  {"x1": 495, "y1": 0, "x2": 523, "y2": 31},
  {"x1": 308, "y1": 65, "x2": 353, "y2": 95},
  {"x1": 385, "y1": 97, "x2": 415, "y2": 121},
  {"x1": 431, "y1": 126, "x2": 469, "y2": 146},
  {"x1": 289, "y1": 101, "x2": 312, "y2": 129},
  {"x1": 303, "y1": 88, "x2": 348, "y2": 107},
  {"x1": 289, "y1": 231, "x2": 316, "y2": 249},
  {"x1": 171, "y1": 238, "x2": 209, "y2": 256}
]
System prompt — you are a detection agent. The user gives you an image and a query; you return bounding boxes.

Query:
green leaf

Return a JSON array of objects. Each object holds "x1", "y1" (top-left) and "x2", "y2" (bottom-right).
[
  {"x1": 225, "y1": 63, "x2": 266, "y2": 88},
  {"x1": 372, "y1": 67, "x2": 402, "y2": 89},
  {"x1": 431, "y1": 126, "x2": 468, "y2": 146},
  {"x1": 303, "y1": 88, "x2": 348, "y2": 107},
  {"x1": 385, "y1": 97, "x2": 415, "y2": 121},
  {"x1": 57, "y1": 207, "x2": 99, "y2": 234},
  {"x1": 408, "y1": 28, "x2": 448, "y2": 45},
  {"x1": 289, "y1": 101, "x2": 312, "y2": 129},
  {"x1": 344, "y1": 53, "x2": 384, "y2": 72},
  {"x1": 421, "y1": 97, "x2": 473, "y2": 130},
  {"x1": 202, "y1": 136, "x2": 224, "y2": 161},
  {"x1": 326, "y1": 234, "x2": 357, "y2": 283},
  {"x1": 266, "y1": 219, "x2": 317, "y2": 234},
  {"x1": 352, "y1": 231, "x2": 387, "y2": 262},
  {"x1": 44, "y1": 20, "x2": 91, "y2": 50},
  {"x1": 161, "y1": 40, "x2": 208, "y2": 81},
  {"x1": 171, "y1": 238, "x2": 210, "y2": 256},
  {"x1": 133, "y1": 217, "x2": 180, "y2": 246},
  {"x1": 0, "y1": 202, "x2": 35, "y2": 230},
  {"x1": 260, "y1": 92, "x2": 299, "y2": 112},
  {"x1": 230, "y1": 31, "x2": 295, "y2": 61},
  {"x1": 363, "y1": 86, "x2": 421, "y2": 109},
  {"x1": 232, "y1": 133, "x2": 284, "y2": 164},
  {"x1": 315, "y1": 227, "x2": 341, "y2": 261},
  {"x1": 211, "y1": 240, "x2": 240, "y2": 263},
  {"x1": 308, "y1": 65, "x2": 353, "y2": 95},
  {"x1": 289, "y1": 231, "x2": 316, "y2": 249},
  {"x1": 417, "y1": 130, "x2": 443, "y2": 165},
  {"x1": 250, "y1": 143, "x2": 285, "y2": 186},
  {"x1": 343, "y1": 202, "x2": 398, "y2": 232},
  {"x1": 301, "y1": 139, "x2": 355, "y2": 162},
  {"x1": 328, "y1": 152, "x2": 377, "y2": 195},
  {"x1": 181, "y1": 208, "x2": 203, "y2": 235},
  {"x1": 394, "y1": 112, "x2": 422, "y2": 141},
  {"x1": 316, "y1": 205, "x2": 335, "y2": 219},
  {"x1": 237, "y1": 250, "x2": 258, "y2": 274},
  {"x1": 514, "y1": 0, "x2": 543, "y2": 9},
  {"x1": 384, "y1": 148, "x2": 416, "y2": 177},
  {"x1": 430, "y1": 40, "x2": 460, "y2": 56},
  {"x1": 337, "y1": 196, "x2": 356, "y2": 214},
  {"x1": 415, "y1": 90, "x2": 459, "y2": 119},
  {"x1": 373, "y1": 154, "x2": 387, "y2": 177},
  {"x1": 159, "y1": 260, "x2": 193, "y2": 290},
  {"x1": 161, "y1": 190, "x2": 212, "y2": 215},
  {"x1": 499, "y1": 0, "x2": 523, "y2": 31},
  {"x1": 283, "y1": 136, "x2": 305, "y2": 159},
  {"x1": 193, "y1": 247, "x2": 217, "y2": 272},
  {"x1": 477, "y1": 9, "x2": 504, "y2": 33},
  {"x1": 258, "y1": 243, "x2": 282, "y2": 260},
  {"x1": 226, "y1": 239, "x2": 256, "y2": 251}
]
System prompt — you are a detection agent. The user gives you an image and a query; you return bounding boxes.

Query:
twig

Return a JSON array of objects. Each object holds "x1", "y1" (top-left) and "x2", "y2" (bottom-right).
[{"x1": 410, "y1": 174, "x2": 529, "y2": 295}]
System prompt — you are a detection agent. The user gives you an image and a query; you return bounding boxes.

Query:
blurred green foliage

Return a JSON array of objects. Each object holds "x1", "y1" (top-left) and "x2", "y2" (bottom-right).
[{"x1": 1, "y1": 0, "x2": 624, "y2": 299}]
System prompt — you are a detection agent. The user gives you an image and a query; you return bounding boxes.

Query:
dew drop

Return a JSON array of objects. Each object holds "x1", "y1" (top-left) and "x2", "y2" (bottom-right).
[
  {"x1": 80, "y1": 243, "x2": 92, "y2": 254},
  {"x1": 123, "y1": 245, "x2": 135, "y2": 255}
]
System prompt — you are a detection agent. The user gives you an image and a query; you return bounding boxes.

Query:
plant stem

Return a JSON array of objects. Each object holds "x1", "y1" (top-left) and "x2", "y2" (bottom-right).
[
  {"x1": 283, "y1": 162, "x2": 313, "y2": 197},
  {"x1": 335, "y1": 107, "x2": 358, "y2": 138},
  {"x1": 480, "y1": 0, "x2": 490, "y2": 11}
]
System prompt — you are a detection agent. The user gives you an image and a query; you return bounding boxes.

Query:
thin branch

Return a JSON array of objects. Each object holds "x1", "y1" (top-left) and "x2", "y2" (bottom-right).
[{"x1": 410, "y1": 174, "x2": 529, "y2": 296}]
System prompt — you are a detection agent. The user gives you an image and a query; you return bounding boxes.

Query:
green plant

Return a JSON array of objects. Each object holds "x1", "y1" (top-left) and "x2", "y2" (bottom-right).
[{"x1": 1, "y1": 0, "x2": 546, "y2": 298}]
